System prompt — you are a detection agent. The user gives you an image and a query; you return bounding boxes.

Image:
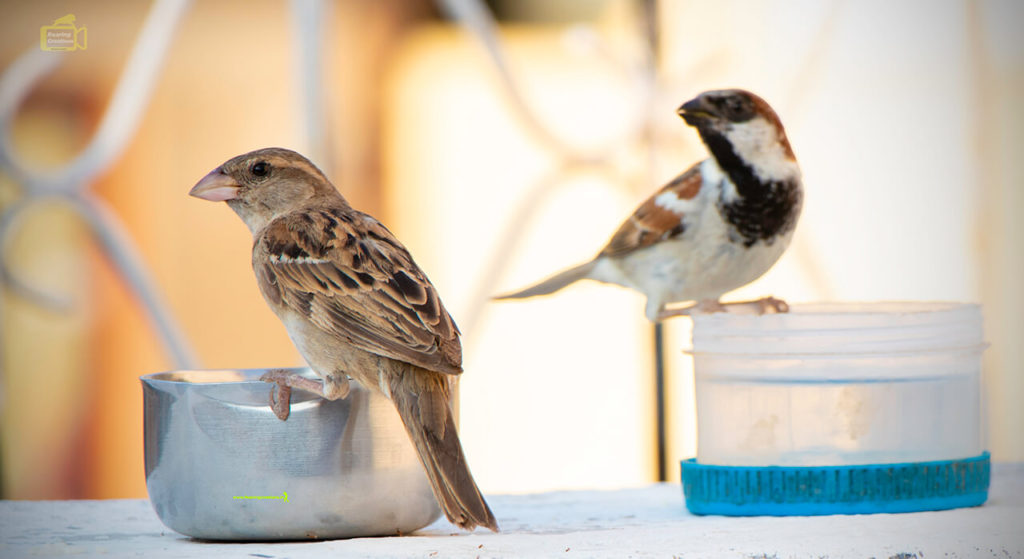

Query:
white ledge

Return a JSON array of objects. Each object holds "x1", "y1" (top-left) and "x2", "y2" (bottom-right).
[{"x1": 1, "y1": 464, "x2": 1022, "y2": 558}]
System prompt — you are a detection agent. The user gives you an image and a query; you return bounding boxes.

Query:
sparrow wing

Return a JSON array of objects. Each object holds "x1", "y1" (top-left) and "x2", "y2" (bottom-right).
[
  {"x1": 254, "y1": 207, "x2": 463, "y2": 374},
  {"x1": 601, "y1": 163, "x2": 705, "y2": 257}
]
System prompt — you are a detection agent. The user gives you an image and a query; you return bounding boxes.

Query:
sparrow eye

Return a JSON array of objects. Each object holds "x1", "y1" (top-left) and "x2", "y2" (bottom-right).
[
  {"x1": 719, "y1": 96, "x2": 754, "y2": 122},
  {"x1": 251, "y1": 161, "x2": 270, "y2": 177}
]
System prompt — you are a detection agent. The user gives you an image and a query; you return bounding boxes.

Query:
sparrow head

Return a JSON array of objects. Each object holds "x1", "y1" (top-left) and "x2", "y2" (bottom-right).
[
  {"x1": 677, "y1": 89, "x2": 764, "y2": 127},
  {"x1": 677, "y1": 89, "x2": 797, "y2": 180},
  {"x1": 190, "y1": 147, "x2": 340, "y2": 234}
]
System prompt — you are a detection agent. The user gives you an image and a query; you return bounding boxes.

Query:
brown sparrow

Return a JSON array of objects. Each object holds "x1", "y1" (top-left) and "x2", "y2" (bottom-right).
[
  {"x1": 496, "y1": 89, "x2": 803, "y2": 321},
  {"x1": 190, "y1": 148, "x2": 498, "y2": 532}
]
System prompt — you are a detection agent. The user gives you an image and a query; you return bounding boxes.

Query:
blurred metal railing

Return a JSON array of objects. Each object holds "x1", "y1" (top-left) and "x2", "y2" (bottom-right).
[
  {"x1": 0, "y1": 0, "x2": 196, "y2": 368},
  {"x1": 438, "y1": 0, "x2": 661, "y2": 339}
]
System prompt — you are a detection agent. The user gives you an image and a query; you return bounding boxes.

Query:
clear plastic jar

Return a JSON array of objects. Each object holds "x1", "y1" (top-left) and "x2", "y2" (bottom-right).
[{"x1": 690, "y1": 302, "x2": 986, "y2": 466}]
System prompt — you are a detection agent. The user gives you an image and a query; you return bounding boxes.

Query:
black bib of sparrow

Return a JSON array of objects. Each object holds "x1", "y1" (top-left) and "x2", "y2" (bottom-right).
[{"x1": 703, "y1": 132, "x2": 802, "y2": 247}]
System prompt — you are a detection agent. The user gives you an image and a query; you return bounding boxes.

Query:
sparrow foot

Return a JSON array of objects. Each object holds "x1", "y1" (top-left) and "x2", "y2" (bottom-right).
[
  {"x1": 714, "y1": 296, "x2": 791, "y2": 315},
  {"x1": 752, "y1": 296, "x2": 789, "y2": 314},
  {"x1": 657, "y1": 297, "x2": 790, "y2": 319},
  {"x1": 656, "y1": 299, "x2": 727, "y2": 320},
  {"x1": 259, "y1": 370, "x2": 350, "y2": 421},
  {"x1": 268, "y1": 383, "x2": 292, "y2": 421}
]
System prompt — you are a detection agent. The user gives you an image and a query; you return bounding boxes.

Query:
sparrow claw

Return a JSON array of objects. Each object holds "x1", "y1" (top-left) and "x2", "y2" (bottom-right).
[
  {"x1": 716, "y1": 296, "x2": 791, "y2": 315},
  {"x1": 755, "y1": 296, "x2": 789, "y2": 314},
  {"x1": 268, "y1": 383, "x2": 292, "y2": 421},
  {"x1": 260, "y1": 369, "x2": 326, "y2": 421},
  {"x1": 659, "y1": 297, "x2": 790, "y2": 319},
  {"x1": 657, "y1": 299, "x2": 727, "y2": 320},
  {"x1": 260, "y1": 369, "x2": 327, "y2": 394}
]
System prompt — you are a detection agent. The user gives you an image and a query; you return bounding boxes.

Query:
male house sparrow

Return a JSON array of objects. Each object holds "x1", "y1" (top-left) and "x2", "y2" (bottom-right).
[
  {"x1": 189, "y1": 148, "x2": 498, "y2": 532},
  {"x1": 496, "y1": 89, "x2": 802, "y2": 321}
]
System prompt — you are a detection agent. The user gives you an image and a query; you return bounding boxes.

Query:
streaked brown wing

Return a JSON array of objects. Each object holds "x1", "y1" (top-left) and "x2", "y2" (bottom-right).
[
  {"x1": 254, "y1": 207, "x2": 462, "y2": 374},
  {"x1": 601, "y1": 163, "x2": 704, "y2": 258}
]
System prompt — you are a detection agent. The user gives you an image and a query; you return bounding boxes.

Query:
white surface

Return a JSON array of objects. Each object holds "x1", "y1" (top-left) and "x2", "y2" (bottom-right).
[{"x1": 1, "y1": 464, "x2": 1022, "y2": 558}]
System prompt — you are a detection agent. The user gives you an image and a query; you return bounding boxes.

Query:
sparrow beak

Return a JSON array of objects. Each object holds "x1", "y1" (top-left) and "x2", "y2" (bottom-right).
[
  {"x1": 189, "y1": 168, "x2": 240, "y2": 201},
  {"x1": 677, "y1": 96, "x2": 715, "y2": 124}
]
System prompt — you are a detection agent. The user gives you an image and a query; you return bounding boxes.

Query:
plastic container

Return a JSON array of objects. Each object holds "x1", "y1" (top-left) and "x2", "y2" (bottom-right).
[
  {"x1": 681, "y1": 302, "x2": 989, "y2": 515},
  {"x1": 690, "y1": 302, "x2": 985, "y2": 466}
]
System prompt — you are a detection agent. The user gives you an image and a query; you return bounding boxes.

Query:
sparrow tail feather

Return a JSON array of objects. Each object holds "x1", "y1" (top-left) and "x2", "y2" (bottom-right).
[
  {"x1": 389, "y1": 368, "x2": 499, "y2": 532},
  {"x1": 492, "y1": 260, "x2": 596, "y2": 300}
]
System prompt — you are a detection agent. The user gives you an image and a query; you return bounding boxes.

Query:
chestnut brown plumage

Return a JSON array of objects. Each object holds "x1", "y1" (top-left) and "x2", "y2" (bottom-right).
[{"x1": 190, "y1": 147, "x2": 497, "y2": 532}]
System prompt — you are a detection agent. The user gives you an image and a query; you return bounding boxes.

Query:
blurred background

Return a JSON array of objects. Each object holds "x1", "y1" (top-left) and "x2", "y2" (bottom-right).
[{"x1": 1, "y1": 0, "x2": 1021, "y2": 499}]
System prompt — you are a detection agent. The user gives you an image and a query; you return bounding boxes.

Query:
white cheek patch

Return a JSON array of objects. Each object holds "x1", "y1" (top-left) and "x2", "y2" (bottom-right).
[
  {"x1": 654, "y1": 190, "x2": 701, "y2": 214},
  {"x1": 727, "y1": 118, "x2": 780, "y2": 155},
  {"x1": 725, "y1": 118, "x2": 801, "y2": 182}
]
